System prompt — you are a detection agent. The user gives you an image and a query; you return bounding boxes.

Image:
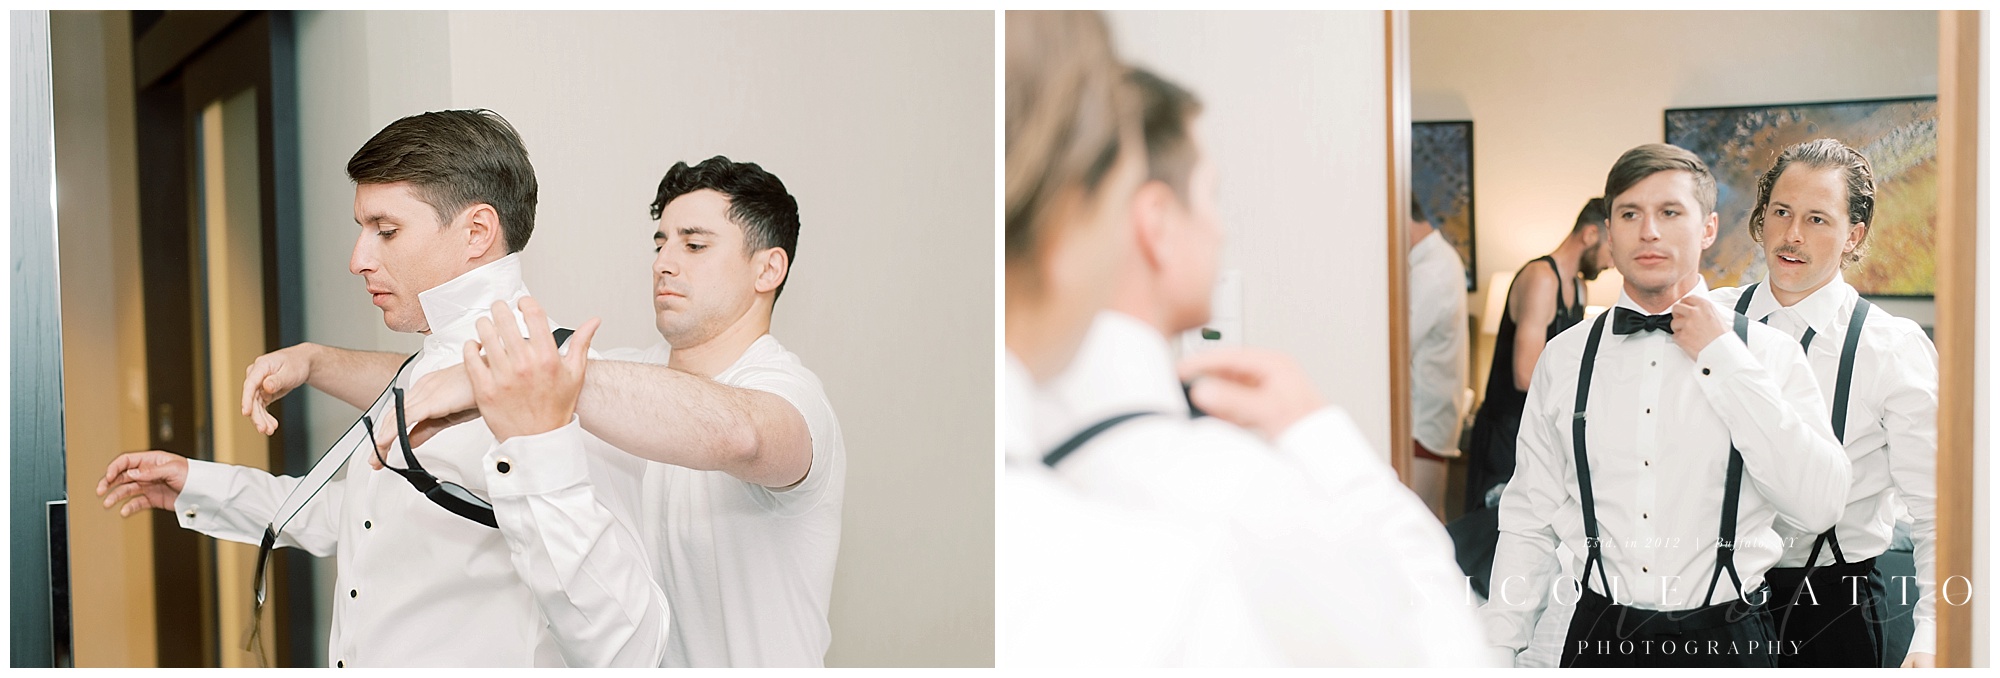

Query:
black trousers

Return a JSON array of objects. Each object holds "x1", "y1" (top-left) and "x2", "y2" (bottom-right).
[
  {"x1": 1765, "y1": 558, "x2": 1887, "y2": 668},
  {"x1": 1561, "y1": 588, "x2": 1781, "y2": 667}
]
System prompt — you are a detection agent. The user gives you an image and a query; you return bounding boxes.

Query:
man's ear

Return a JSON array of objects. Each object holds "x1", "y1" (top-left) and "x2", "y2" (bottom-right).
[
  {"x1": 461, "y1": 203, "x2": 506, "y2": 259},
  {"x1": 1700, "y1": 211, "x2": 1719, "y2": 250},
  {"x1": 1845, "y1": 222, "x2": 1869, "y2": 256},
  {"x1": 753, "y1": 247, "x2": 789, "y2": 295},
  {"x1": 1129, "y1": 180, "x2": 1175, "y2": 270}
]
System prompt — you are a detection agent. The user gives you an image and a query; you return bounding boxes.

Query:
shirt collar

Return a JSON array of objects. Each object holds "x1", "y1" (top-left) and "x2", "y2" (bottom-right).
[
  {"x1": 1004, "y1": 351, "x2": 1042, "y2": 466},
  {"x1": 1744, "y1": 274, "x2": 1854, "y2": 337},
  {"x1": 416, "y1": 253, "x2": 531, "y2": 346},
  {"x1": 1036, "y1": 311, "x2": 1188, "y2": 449},
  {"x1": 1612, "y1": 275, "x2": 1710, "y2": 316},
  {"x1": 1411, "y1": 229, "x2": 1449, "y2": 264}
]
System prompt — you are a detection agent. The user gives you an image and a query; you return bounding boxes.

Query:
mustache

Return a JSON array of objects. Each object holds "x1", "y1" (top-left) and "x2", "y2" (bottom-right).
[{"x1": 1773, "y1": 245, "x2": 1810, "y2": 263}]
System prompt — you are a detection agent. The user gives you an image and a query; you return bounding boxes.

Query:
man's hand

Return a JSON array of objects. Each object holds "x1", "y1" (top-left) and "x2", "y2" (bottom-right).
[
  {"x1": 463, "y1": 297, "x2": 600, "y2": 443},
  {"x1": 241, "y1": 343, "x2": 317, "y2": 435},
  {"x1": 1670, "y1": 294, "x2": 1729, "y2": 359},
  {"x1": 1176, "y1": 347, "x2": 1326, "y2": 442},
  {"x1": 97, "y1": 450, "x2": 190, "y2": 517},
  {"x1": 370, "y1": 363, "x2": 480, "y2": 469},
  {"x1": 1902, "y1": 651, "x2": 1935, "y2": 668}
]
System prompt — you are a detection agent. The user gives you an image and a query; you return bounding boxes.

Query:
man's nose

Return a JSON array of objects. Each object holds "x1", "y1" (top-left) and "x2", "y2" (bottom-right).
[{"x1": 350, "y1": 233, "x2": 373, "y2": 276}]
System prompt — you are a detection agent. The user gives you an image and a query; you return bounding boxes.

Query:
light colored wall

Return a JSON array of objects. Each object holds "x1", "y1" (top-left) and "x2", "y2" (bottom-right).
[
  {"x1": 1108, "y1": 11, "x2": 1394, "y2": 457},
  {"x1": 293, "y1": 10, "x2": 995, "y2": 667},
  {"x1": 50, "y1": 9, "x2": 158, "y2": 668},
  {"x1": 1412, "y1": 10, "x2": 1939, "y2": 395}
]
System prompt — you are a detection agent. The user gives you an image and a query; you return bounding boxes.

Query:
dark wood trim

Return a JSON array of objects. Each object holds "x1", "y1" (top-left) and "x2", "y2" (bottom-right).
[
  {"x1": 133, "y1": 10, "x2": 244, "y2": 90},
  {"x1": 1932, "y1": 9, "x2": 1978, "y2": 669}
]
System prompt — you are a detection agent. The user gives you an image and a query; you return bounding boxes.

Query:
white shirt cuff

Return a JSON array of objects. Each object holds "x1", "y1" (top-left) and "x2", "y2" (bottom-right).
[
  {"x1": 174, "y1": 458, "x2": 230, "y2": 529},
  {"x1": 1692, "y1": 325, "x2": 1758, "y2": 383},
  {"x1": 483, "y1": 417, "x2": 590, "y2": 498},
  {"x1": 1908, "y1": 618, "x2": 1937, "y2": 656}
]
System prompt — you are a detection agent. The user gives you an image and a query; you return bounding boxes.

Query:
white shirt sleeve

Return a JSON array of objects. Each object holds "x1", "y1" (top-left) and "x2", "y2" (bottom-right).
[
  {"x1": 727, "y1": 363, "x2": 841, "y2": 516},
  {"x1": 1878, "y1": 326, "x2": 1940, "y2": 655},
  {"x1": 484, "y1": 418, "x2": 669, "y2": 668},
  {"x1": 1481, "y1": 351, "x2": 1567, "y2": 655},
  {"x1": 1690, "y1": 325, "x2": 1850, "y2": 532},
  {"x1": 1267, "y1": 407, "x2": 1492, "y2": 666},
  {"x1": 174, "y1": 458, "x2": 344, "y2": 557}
]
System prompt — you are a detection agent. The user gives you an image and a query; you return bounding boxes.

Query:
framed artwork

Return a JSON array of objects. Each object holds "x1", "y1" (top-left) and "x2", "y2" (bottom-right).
[
  {"x1": 1665, "y1": 97, "x2": 1937, "y2": 297},
  {"x1": 1413, "y1": 120, "x2": 1476, "y2": 291}
]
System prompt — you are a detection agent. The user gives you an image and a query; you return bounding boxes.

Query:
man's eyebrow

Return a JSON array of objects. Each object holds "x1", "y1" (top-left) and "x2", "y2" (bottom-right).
[{"x1": 677, "y1": 226, "x2": 716, "y2": 237}]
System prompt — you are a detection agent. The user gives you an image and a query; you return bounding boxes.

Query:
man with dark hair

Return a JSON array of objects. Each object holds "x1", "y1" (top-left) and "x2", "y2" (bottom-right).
[
  {"x1": 1481, "y1": 143, "x2": 1849, "y2": 667},
  {"x1": 1407, "y1": 196, "x2": 1469, "y2": 517},
  {"x1": 1464, "y1": 197, "x2": 1614, "y2": 513},
  {"x1": 97, "y1": 109, "x2": 668, "y2": 667},
  {"x1": 267, "y1": 155, "x2": 843, "y2": 666},
  {"x1": 1023, "y1": 66, "x2": 1483, "y2": 665},
  {"x1": 1707, "y1": 138, "x2": 1939, "y2": 668}
]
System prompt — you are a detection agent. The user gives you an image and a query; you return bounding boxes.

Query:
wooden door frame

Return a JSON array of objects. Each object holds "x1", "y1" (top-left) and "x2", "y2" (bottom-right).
[
  {"x1": 1385, "y1": 10, "x2": 1414, "y2": 485},
  {"x1": 131, "y1": 9, "x2": 307, "y2": 667},
  {"x1": 1933, "y1": 9, "x2": 1980, "y2": 669}
]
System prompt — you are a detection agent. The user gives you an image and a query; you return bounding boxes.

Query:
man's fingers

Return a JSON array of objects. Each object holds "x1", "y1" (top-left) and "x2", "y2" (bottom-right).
[
  {"x1": 474, "y1": 316, "x2": 513, "y2": 374},
  {"x1": 119, "y1": 494, "x2": 152, "y2": 518},
  {"x1": 519, "y1": 297, "x2": 558, "y2": 355},
  {"x1": 565, "y1": 317, "x2": 602, "y2": 373},
  {"x1": 1176, "y1": 348, "x2": 1281, "y2": 385},
  {"x1": 490, "y1": 300, "x2": 530, "y2": 359},
  {"x1": 241, "y1": 364, "x2": 263, "y2": 416},
  {"x1": 1186, "y1": 376, "x2": 1260, "y2": 425}
]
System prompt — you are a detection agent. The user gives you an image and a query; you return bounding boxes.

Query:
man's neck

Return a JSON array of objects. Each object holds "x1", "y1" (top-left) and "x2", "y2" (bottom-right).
[
  {"x1": 1549, "y1": 236, "x2": 1588, "y2": 283},
  {"x1": 667, "y1": 307, "x2": 772, "y2": 378},
  {"x1": 1625, "y1": 271, "x2": 1703, "y2": 315},
  {"x1": 1768, "y1": 270, "x2": 1838, "y2": 308}
]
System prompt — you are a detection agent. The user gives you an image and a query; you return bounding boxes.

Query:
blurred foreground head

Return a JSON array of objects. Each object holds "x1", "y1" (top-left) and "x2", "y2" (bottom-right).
[{"x1": 1004, "y1": 10, "x2": 1146, "y2": 382}]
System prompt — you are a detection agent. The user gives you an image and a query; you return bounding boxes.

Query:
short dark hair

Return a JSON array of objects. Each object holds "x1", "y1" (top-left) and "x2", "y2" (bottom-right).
[
  {"x1": 1604, "y1": 143, "x2": 1716, "y2": 217},
  {"x1": 1748, "y1": 138, "x2": 1876, "y2": 267},
  {"x1": 1127, "y1": 67, "x2": 1204, "y2": 200},
  {"x1": 650, "y1": 156, "x2": 802, "y2": 300},
  {"x1": 1410, "y1": 197, "x2": 1429, "y2": 226},
  {"x1": 1572, "y1": 197, "x2": 1608, "y2": 234},
  {"x1": 346, "y1": 109, "x2": 538, "y2": 252}
]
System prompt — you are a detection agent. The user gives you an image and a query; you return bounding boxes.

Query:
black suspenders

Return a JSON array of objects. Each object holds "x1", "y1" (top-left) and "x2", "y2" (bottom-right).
[
  {"x1": 1573, "y1": 308, "x2": 1751, "y2": 606},
  {"x1": 1736, "y1": 283, "x2": 1872, "y2": 567},
  {"x1": 1042, "y1": 412, "x2": 1162, "y2": 467}
]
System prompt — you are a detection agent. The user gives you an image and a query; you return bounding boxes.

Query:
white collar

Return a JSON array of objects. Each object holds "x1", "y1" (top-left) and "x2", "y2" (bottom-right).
[
  {"x1": 1039, "y1": 311, "x2": 1188, "y2": 440},
  {"x1": 1741, "y1": 274, "x2": 1855, "y2": 337},
  {"x1": 1613, "y1": 275, "x2": 1711, "y2": 316},
  {"x1": 416, "y1": 253, "x2": 531, "y2": 346}
]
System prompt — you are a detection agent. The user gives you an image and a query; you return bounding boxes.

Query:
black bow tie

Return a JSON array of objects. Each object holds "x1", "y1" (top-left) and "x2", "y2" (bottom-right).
[{"x1": 1613, "y1": 308, "x2": 1675, "y2": 335}]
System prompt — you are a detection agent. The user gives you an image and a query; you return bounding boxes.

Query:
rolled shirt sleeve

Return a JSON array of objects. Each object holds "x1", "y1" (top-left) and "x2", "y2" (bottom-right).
[{"x1": 485, "y1": 418, "x2": 669, "y2": 668}]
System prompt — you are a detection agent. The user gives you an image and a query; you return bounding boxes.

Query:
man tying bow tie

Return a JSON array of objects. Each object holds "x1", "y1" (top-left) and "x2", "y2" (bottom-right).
[{"x1": 1479, "y1": 143, "x2": 1848, "y2": 668}]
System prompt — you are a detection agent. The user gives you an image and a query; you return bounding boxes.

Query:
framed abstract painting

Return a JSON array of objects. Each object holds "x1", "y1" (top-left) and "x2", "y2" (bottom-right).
[
  {"x1": 1413, "y1": 120, "x2": 1476, "y2": 291},
  {"x1": 1665, "y1": 97, "x2": 1937, "y2": 297}
]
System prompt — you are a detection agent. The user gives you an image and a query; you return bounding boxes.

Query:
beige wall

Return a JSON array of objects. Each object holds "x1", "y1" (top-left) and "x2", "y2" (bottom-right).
[
  {"x1": 50, "y1": 9, "x2": 158, "y2": 668},
  {"x1": 1412, "y1": 10, "x2": 1939, "y2": 395},
  {"x1": 292, "y1": 10, "x2": 995, "y2": 667},
  {"x1": 1108, "y1": 11, "x2": 1395, "y2": 457}
]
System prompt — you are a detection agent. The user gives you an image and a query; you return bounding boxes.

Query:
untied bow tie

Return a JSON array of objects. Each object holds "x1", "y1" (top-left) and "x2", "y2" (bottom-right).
[{"x1": 1612, "y1": 308, "x2": 1675, "y2": 335}]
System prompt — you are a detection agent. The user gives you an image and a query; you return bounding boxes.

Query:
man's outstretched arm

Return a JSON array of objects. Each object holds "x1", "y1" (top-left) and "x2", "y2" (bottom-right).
[{"x1": 241, "y1": 343, "x2": 405, "y2": 433}]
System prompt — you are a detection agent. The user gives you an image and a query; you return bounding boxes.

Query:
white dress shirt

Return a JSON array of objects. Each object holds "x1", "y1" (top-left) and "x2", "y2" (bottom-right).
[
  {"x1": 174, "y1": 254, "x2": 665, "y2": 667},
  {"x1": 1481, "y1": 280, "x2": 1850, "y2": 657},
  {"x1": 1410, "y1": 230, "x2": 1471, "y2": 455},
  {"x1": 1711, "y1": 276, "x2": 1940, "y2": 654},
  {"x1": 1011, "y1": 311, "x2": 1488, "y2": 666},
  {"x1": 1001, "y1": 351, "x2": 1282, "y2": 666},
  {"x1": 567, "y1": 335, "x2": 845, "y2": 667}
]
